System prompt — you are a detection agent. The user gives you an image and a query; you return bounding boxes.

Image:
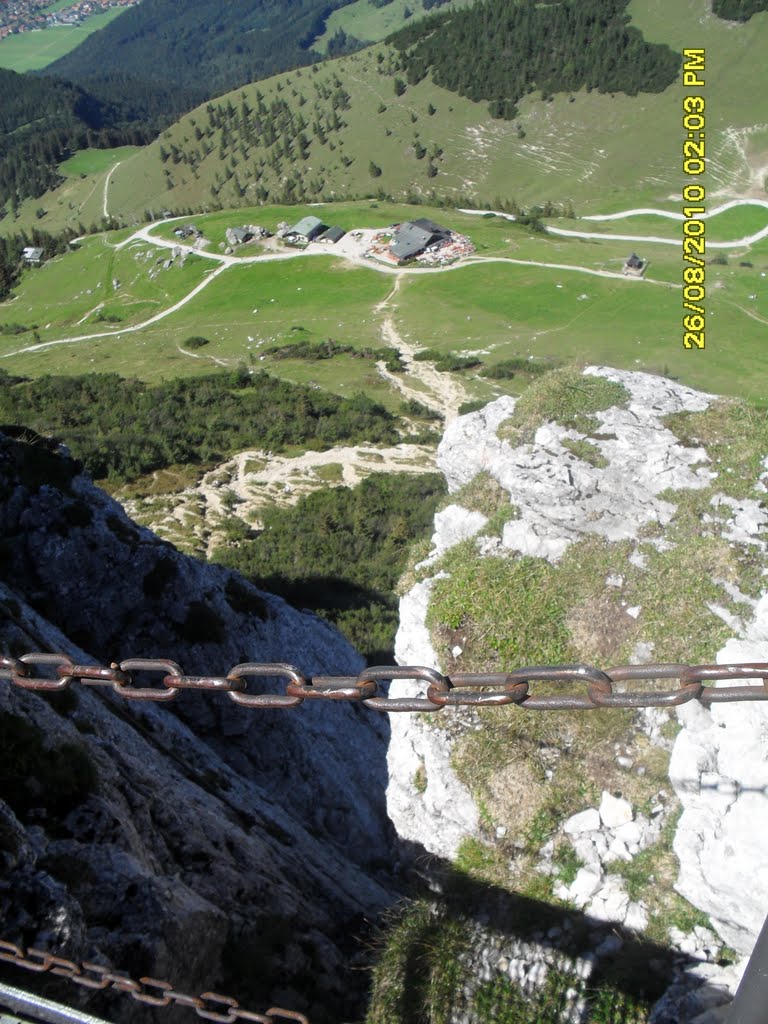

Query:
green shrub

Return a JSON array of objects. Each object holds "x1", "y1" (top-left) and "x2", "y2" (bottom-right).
[{"x1": 413, "y1": 348, "x2": 482, "y2": 372}]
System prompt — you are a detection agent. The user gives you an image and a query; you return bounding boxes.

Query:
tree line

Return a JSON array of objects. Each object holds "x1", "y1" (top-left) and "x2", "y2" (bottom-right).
[
  {"x1": 712, "y1": 0, "x2": 767, "y2": 18},
  {"x1": 389, "y1": 0, "x2": 681, "y2": 119}
]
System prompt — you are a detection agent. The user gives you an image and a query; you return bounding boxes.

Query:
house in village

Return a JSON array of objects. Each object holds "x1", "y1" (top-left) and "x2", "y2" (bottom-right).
[
  {"x1": 623, "y1": 253, "x2": 647, "y2": 277},
  {"x1": 284, "y1": 216, "x2": 328, "y2": 245},
  {"x1": 389, "y1": 218, "x2": 452, "y2": 263},
  {"x1": 225, "y1": 225, "x2": 272, "y2": 247},
  {"x1": 21, "y1": 247, "x2": 44, "y2": 264}
]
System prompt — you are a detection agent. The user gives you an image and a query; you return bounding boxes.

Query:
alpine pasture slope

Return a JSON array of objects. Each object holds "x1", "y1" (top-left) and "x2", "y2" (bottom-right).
[
  {"x1": 9, "y1": 0, "x2": 768, "y2": 232},
  {"x1": 1, "y1": 1, "x2": 767, "y2": 403}
]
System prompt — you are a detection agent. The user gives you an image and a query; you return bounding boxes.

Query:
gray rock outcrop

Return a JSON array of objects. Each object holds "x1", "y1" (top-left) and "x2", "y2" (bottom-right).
[
  {"x1": 0, "y1": 432, "x2": 398, "y2": 1023},
  {"x1": 670, "y1": 598, "x2": 768, "y2": 956},
  {"x1": 390, "y1": 366, "x2": 768, "y2": 1016}
]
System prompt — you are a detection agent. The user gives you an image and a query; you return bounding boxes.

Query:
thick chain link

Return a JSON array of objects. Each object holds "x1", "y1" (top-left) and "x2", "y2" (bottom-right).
[
  {"x1": 0, "y1": 941, "x2": 308, "y2": 1023},
  {"x1": 2, "y1": 653, "x2": 767, "y2": 710},
  {"x1": 3, "y1": 653, "x2": 767, "y2": 1023}
]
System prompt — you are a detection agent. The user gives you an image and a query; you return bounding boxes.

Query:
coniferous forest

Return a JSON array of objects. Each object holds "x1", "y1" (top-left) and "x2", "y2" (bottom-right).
[
  {"x1": 712, "y1": 0, "x2": 768, "y2": 19},
  {"x1": 44, "y1": 0, "x2": 348, "y2": 98},
  {"x1": 390, "y1": 0, "x2": 681, "y2": 119},
  {"x1": 0, "y1": 372, "x2": 401, "y2": 483},
  {"x1": 0, "y1": 68, "x2": 178, "y2": 211}
]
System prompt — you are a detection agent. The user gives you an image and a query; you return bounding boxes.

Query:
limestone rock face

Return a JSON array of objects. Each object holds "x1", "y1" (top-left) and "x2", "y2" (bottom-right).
[
  {"x1": 391, "y1": 367, "x2": 721, "y2": 858},
  {"x1": 392, "y1": 365, "x2": 768, "y2": 1010},
  {"x1": 437, "y1": 367, "x2": 713, "y2": 562},
  {"x1": 0, "y1": 433, "x2": 398, "y2": 1024},
  {"x1": 670, "y1": 598, "x2": 768, "y2": 955},
  {"x1": 389, "y1": 579, "x2": 479, "y2": 858}
]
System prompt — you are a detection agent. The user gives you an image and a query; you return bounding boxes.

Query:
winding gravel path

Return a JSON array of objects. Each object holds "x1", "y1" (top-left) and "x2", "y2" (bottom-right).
[
  {"x1": 2, "y1": 211, "x2": 684, "y2": 361},
  {"x1": 103, "y1": 161, "x2": 122, "y2": 218}
]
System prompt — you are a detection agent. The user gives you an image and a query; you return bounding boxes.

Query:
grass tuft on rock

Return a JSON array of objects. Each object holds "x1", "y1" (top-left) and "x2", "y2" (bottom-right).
[{"x1": 497, "y1": 367, "x2": 630, "y2": 445}]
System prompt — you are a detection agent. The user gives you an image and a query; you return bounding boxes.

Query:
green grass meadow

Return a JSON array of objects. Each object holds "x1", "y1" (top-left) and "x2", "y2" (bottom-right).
[
  {"x1": 0, "y1": 236, "x2": 212, "y2": 339},
  {"x1": 58, "y1": 147, "x2": 144, "y2": 179},
  {"x1": 1, "y1": 199, "x2": 766, "y2": 403},
  {"x1": 574, "y1": 204, "x2": 768, "y2": 245},
  {"x1": 0, "y1": 8, "x2": 125, "y2": 72}
]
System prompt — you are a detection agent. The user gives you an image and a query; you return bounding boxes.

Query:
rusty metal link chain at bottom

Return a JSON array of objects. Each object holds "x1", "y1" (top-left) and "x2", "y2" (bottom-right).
[
  {"x1": 1, "y1": 653, "x2": 767, "y2": 710},
  {"x1": 0, "y1": 941, "x2": 309, "y2": 1024}
]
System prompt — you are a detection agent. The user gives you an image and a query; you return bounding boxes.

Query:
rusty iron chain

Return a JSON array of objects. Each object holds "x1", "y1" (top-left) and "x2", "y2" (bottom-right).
[
  {"x1": 0, "y1": 940, "x2": 309, "y2": 1023},
  {"x1": 2, "y1": 658, "x2": 767, "y2": 1024},
  {"x1": 1, "y1": 653, "x2": 767, "y2": 711}
]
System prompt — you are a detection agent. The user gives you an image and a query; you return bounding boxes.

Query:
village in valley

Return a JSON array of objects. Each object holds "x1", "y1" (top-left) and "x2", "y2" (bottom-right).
[{"x1": 0, "y1": 0, "x2": 136, "y2": 39}]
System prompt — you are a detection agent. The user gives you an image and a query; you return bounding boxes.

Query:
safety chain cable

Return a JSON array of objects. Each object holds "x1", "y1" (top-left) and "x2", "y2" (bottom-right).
[
  {"x1": 3, "y1": 654, "x2": 768, "y2": 1023},
  {"x1": 0, "y1": 940, "x2": 309, "y2": 1023},
  {"x1": 1, "y1": 653, "x2": 767, "y2": 711}
]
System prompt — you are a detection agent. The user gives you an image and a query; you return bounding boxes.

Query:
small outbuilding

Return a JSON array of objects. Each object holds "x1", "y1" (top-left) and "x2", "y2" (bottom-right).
[
  {"x1": 318, "y1": 225, "x2": 346, "y2": 244},
  {"x1": 21, "y1": 247, "x2": 44, "y2": 263},
  {"x1": 623, "y1": 253, "x2": 647, "y2": 277},
  {"x1": 174, "y1": 224, "x2": 202, "y2": 241},
  {"x1": 226, "y1": 227, "x2": 254, "y2": 246}
]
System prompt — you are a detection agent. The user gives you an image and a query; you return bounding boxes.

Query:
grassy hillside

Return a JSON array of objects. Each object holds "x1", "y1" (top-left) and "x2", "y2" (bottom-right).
[
  {"x1": 1, "y1": 200, "x2": 766, "y2": 404},
  {"x1": 6, "y1": 0, "x2": 767, "y2": 239}
]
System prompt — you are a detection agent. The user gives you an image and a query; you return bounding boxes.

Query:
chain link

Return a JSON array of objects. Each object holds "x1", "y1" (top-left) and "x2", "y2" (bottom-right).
[
  {"x1": 0, "y1": 941, "x2": 308, "y2": 1024},
  {"x1": 3, "y1": 654, "x2": 768, "y2": 1024},
  {"x1": 2, "y1": 653, "x2": 767, "y2": 710}
]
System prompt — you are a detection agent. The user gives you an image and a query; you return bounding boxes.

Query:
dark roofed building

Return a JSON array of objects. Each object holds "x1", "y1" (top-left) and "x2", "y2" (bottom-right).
[
  {"x1": 411, "y1": 218, "x2": 452, "y2": 242},
  {"x1": 173, "y1": 224, "x2": 202, "y2": 240},
  {"x1": 390, "y1": 219, "x2": 451, "y2": 262},
  {"x1": 318, "y1": 226, "x2": 346, "y2": 244},
  {"x1": 226, "y1": 227, "x2": 254, "y2": 246},
  {"x1": 623, "y1": 252, "x2": 647, "y2": 277}
]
